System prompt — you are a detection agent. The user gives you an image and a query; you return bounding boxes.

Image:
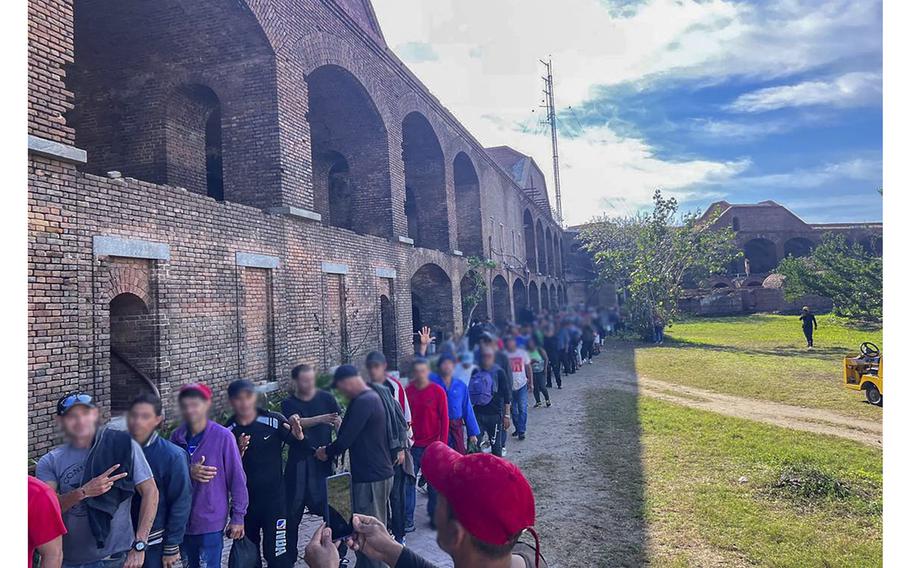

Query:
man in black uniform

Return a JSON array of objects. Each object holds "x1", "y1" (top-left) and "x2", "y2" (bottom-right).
[
  {"x1": 281, "y1": 364, "x2": 343, "y2": 561},
  {"x1": 225, "y1": 379, "x2": 307, "y2": 568}
]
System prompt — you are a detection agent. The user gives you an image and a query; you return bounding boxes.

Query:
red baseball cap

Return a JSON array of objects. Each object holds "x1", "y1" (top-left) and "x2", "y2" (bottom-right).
[
  {"x1": 421, "y1": 441, "x2": 535, "y2": 546},
  {"x1": 179, "y1": 383, "x2": 212, "y2": 400}
]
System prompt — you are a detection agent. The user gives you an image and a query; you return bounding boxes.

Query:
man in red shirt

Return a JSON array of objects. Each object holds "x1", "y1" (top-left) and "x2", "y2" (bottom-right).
[
  {"x1": 404, "y1": 357, "x2": 448, "y2": 530},
  {"x1": 29, "y1": 475, "x2": 66, "y2": 568}
]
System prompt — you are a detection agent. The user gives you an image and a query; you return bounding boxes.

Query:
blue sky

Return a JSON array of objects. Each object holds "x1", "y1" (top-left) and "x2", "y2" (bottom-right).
[{"x1": 372, "y1": 0, "x2": 882, "y2": 225}]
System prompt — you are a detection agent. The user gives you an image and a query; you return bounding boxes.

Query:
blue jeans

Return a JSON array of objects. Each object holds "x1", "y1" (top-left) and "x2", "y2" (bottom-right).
[
  {"x1": 181, "y1": 532, "x2": 224, "y2": 568},
  {"x1": 406, "y1": 446, "x2": 437, "y2": 526},
  {"x1": 510, "y1": 385, "x2": 529, "y2": 434}
]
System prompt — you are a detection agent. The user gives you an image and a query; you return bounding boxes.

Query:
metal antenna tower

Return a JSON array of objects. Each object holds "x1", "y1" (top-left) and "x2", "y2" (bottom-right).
[{"x1": 540, "y1": 57, "x2": 564, "y2": 227}]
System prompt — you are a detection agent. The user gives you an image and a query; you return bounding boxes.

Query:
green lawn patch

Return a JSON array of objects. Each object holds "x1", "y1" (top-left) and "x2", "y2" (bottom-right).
[
  {"x1": 629, "y1": 314, "x2": 882, "y2": 418},
  {"x1": 587, "y1": 389, "x2": 882, "y2": 567}
]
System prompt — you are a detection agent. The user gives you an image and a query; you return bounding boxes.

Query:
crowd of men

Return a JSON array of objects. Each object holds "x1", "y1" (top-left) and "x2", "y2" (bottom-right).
[{"x1": 28, "y1": 305, "x2": 612, "y2": 568}]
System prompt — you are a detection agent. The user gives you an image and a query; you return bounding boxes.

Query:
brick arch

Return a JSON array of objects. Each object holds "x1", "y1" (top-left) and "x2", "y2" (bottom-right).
[
  {"x1": 410, "y1": 262, "x2": 455, "y2": 341},
  {"x1": 292, "y1": 32, "x2": 397, "y2": 126},
  {"x1": 100, "y1": 262, "x2": 152, "y2": 307},
  {"x1": 402, "y1": 111, "x2": 451, "y2": 252}
]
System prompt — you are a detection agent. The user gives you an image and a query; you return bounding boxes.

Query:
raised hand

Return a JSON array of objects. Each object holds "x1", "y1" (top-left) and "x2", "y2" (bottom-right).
[
  {"x1": 81, "y1": 464, "x2": 128, "y2": 498},
  {"x1": 190, "y1": 456, "x2": 218, "y2": 483},
  {"x1": 284, "y1": 416, "x2": 305, "y2": 441},
  {"x1": 419, "y1": 326, "x2": 436, "y2": 348}
]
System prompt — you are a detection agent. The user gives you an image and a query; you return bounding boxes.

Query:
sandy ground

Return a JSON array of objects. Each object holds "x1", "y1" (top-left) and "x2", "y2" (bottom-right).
[{"x1": 615, "y1": 375, "x2": 882, "y2": 447}]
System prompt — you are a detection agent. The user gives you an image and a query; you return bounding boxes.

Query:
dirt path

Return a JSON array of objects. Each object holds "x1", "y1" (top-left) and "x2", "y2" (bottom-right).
[{"x1": 608, "y1": 375, "x2": 882, "y2": 447}]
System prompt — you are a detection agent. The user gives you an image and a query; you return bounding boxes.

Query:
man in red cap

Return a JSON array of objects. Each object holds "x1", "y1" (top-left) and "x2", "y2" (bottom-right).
[{"x1": 304, "y1": 440, "x2": 541, "y2": 568}]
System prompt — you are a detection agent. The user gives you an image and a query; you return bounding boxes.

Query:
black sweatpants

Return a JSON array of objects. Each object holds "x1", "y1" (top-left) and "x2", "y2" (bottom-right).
[
  {"x1": 476, "y1": 412, "x2": 503, "y2": 457},
  {"x1": 245, "y1": 493, "x2": 295, "y2": 568},
  {"x1": 581, "y1": 340, "x2": 594, "y2": 362},
  {"x1": 532, "y1": 371, "x2": 549, "y2": 404},
  {"x1": 803, "y1": 326, "x2": 814, "y2": 347},
  {"x1": 545, "y1": 348, "x2": 562, "y2": 388}
]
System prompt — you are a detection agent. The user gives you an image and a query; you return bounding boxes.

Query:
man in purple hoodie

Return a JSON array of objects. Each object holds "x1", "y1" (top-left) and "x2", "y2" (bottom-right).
[{"x1": 170, "y1": 383, "x2": 248, "y2": 568}]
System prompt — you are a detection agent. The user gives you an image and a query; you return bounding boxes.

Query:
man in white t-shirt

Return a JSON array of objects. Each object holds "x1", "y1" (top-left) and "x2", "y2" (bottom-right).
[{"x1": 503, "y1": 336, "x2": 533, "y2": 441}]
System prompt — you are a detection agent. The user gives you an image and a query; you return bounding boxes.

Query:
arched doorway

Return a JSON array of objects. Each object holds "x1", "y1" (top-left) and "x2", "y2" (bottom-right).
[
  {"x1": 380, "y1": 294, "x2": 398, "y2": 369},
  {"x1": 403, "y1": 112, "x2": 450, "y2": 251},
  {"x1": 743, "y1": 238, "x2": 778, "y2": 274},
  {"x1": 460, "y1": 270, "x2": 488, "y2": 327},
  {"x1": 512, "y1": 279, "x2": 529, "y2": 324},
  {"x1": 550, "y1": 284, "x2": 558, "y2": 309},
  {"x1": 410, "y1": 264, "x2": 454, "y2": 343},
  {"x1": 528, "y1": 281, "x2": 540, "y2": 313},
  {"x1": 541, "y1": 285, "x2": 550, "y2": 311},
  {"x1": 545, "y1": 229, "x2": 555, "y2": 276},
  {"x1": 453, "y1": 153, "x2": 483, "y2": 256},
  {"x1": 308, "y1": 65, "x2": 392, "y2": 237},
  {"x1": 491, "y1": 275, "x2": 511, "y2": 327},
  {"x1": 109, "y1": 293, "x2": 157, "y2": 414},
  {"x1": 523, "y1": 210, "x2": 536, "y2": 270},
  {"x1": 783, "y1": 237, "x2": 813, "y2": 258}
]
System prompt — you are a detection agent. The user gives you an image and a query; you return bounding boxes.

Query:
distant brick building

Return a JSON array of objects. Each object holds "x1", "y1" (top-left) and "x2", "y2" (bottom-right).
[
  {"x1": 27, "y1": 0, "x2": 566, "y2": 459},
  {"x1": 565, "y1": 200, "x2": 882, "y2": 315}
]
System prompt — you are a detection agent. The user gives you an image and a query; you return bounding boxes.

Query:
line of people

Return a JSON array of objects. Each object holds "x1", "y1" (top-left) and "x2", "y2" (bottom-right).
[{"x1": 30, "y1": 305, "x2": 607, "y2": 568}]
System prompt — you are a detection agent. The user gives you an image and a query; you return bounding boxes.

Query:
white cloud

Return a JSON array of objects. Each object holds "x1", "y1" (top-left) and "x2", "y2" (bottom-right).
[
  {"x1": 728, "y1": 72, "x2": 882, "y2": 113},
  {"x1": 725, "y1": 157, "x2": 882, "y2": 190},
  {"x1": 370, "y1": 0, "x2": 881, "y2": 223}
]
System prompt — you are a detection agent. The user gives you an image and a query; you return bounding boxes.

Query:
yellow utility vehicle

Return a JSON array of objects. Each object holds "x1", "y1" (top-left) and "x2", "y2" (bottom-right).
[{"x1": 843, "y1": 342, "x2": 882, "y2": 406}]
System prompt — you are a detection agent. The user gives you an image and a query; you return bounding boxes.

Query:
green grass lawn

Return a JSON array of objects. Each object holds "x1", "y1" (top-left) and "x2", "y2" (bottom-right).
[
  {"x1": 587, "y1": 389, "x2": 882, "y2": 567},
  {"x1": 629, "y1": 314, "x2": 883, "y2": 419}
]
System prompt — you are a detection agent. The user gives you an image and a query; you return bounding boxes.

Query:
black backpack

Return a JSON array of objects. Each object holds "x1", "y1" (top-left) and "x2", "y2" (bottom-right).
[{"x1": 228, "y1": 537, "x2": 259, "y2": 568}]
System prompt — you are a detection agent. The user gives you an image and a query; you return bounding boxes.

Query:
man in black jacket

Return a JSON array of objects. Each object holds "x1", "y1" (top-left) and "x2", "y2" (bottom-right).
[
  {"x1": 127, "y1": 393, "x2": 192, "y2": 568},
  {"x1": 315, "y1": 365, "x2": 393, "y2": 568}
]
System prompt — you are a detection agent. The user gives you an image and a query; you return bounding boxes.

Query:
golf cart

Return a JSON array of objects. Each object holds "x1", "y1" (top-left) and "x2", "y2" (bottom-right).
[{"x1": 843, "y1": 342, "x2": 882, "y2": 406}]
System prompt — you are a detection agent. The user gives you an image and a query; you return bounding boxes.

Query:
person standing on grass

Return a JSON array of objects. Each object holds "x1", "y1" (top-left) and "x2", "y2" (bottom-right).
[
  {"x1": 527, "y1": 336, "x2": 551, "y2": 408},
  {"x1": 29, "y1": 475, "x2": 67, "y2": 568},
  {"x1": 170, "y1": 383, "x2": 247, "y2": 568},
  {"x1": 800, "y1": 306, "x2": 818, "y2": 348},
  {"x1": 431, "y1": 353, "x2": 480, "y2": 454},
  {"x1": 126, "y1": 393, "x2": 192, "y2": 568},
  {"x1": 503, "y1": 336, "x2": 533, "y2": 441},
  {"x1": 36, "y1": 391, "x2": 159, "y2": 568},
  {"x1": 224, "y1": 380, "x2": 307, "y2": 568},
  {"x1": 652, "y1": 313, "x2": 666, "y2": 345},
  {"x1": 281, "y1": 364, "x2": 344, "y2": 560},
  {"x1": 405, "y1": 358, "x2": 449, "y2": 529},
  {"x1": 315, "y1": 365, "x2": 394, "y2": 568},
  {"x1": 364, "y1": 351, "x2": 412, "y2": 544}
]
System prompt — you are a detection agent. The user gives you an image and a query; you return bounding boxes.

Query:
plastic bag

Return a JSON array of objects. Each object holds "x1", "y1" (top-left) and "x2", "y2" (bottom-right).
[{"x1": 228, "y1": 536, "x2": 260, "y2": 568}]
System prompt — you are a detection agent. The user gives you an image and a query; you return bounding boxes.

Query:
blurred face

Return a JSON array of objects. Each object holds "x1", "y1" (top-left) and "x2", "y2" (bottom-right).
[
  {"x1": 439, "y1": 359, "x2": 455, "y2": 377},
  {"x1": 411, "y1": 362, "x2": 430, "y2": 384},
  {"x1": 527, "y1": 339, "x2": 538, "y2": 351},
  {"x1": 480, "y1": 349, "x2": 495, "y2": 368},
  {"x1": 335, "y1": 375, "x2": 365, "y2": 400},
  {"x1": 295, "y1": 369, "x2": 316, "y2": 393},
  {"x1": 366, "y1": 362, "x2": 387, "y2": 382},
  {"x1": 505, "y1": 338, "x2": 517, "y2": 352},
  {"x1": 229, "y1": 390, "x2": 257, "y2": 418},
  {"x1": 127, "y1": 402, "x2": 162, "y2": 442},
  {"x1": 179, "y1": 395, "x2": 211, "y2": 425},
  {"x1": 59, "y1": 406, "x2": 98, "y2": 441}
]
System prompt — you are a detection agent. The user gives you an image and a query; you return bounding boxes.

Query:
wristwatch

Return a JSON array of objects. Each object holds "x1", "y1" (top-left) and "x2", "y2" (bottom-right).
[{"x1": 132, "y1": 540, "x2": 148, "y2": 552}]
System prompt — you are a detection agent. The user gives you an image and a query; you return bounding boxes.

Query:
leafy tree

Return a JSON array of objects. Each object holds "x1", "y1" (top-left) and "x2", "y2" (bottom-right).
[
  {"x1": 580, "y1": 190, "x2": 740, "y2": 339},
  {"x1": 776, "y1": 234, "x2": 882, "y2": 321},
  {"x1": 461, "y1": 256, "x2": 497, "y2": 326}
]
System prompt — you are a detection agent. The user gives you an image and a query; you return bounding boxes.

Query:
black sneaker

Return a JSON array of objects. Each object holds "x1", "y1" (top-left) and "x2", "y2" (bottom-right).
[
  {"x1": 533, "y1": 402, "x2": 542, "y2": 408},
  {"x1": 546, "y1": 400, "x2": 552, "y2": 407},
  {"x1": 518, "y1": 433, "x2": 526, "y2": 441},
  {"x1": 511, "y1": 431, "x2": 520, "y2": 438}
]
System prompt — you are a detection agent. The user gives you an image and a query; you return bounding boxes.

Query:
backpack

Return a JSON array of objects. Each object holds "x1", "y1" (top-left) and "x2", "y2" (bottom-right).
[
  {"x1": 469, "y1": 368, "x2": 499, "y2": 406},
  {"x1": 228, "y1": 537, "x2": 259, "y2": 568}
]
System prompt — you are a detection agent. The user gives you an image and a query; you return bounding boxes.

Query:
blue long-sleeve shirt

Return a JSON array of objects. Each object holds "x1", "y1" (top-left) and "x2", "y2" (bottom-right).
[
  {"x1": 430, "y1": 373, "x2": 480, "y2": 437},
  {"x1": 132, "y1": 432, "x2": 192, "y2": 556}
]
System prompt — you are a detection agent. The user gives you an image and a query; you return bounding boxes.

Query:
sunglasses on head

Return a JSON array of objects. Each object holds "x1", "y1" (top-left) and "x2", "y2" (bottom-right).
[{"x1": 58, "y1": 392, "x2": 93, "y2": 414}]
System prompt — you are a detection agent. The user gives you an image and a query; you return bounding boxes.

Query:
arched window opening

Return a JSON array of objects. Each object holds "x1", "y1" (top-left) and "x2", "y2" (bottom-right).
[
  {"x1": 402, "y1": 112, "x2": 450, "y2": 251},
  {"x1": 453, "y1": 153, "x2": 484, "y2": 256}
]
